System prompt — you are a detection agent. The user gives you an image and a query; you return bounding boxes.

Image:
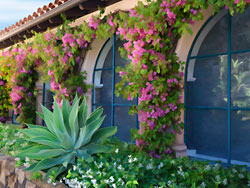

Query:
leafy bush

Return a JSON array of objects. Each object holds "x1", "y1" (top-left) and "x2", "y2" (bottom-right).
[
  {"x1": 63, "y1": 141, "x2": 250, "y2": 188},
  {"x1": 17, "y1": 95, "x2": 117, "y2": 180},
  {"x1": 0, "y1": 123, "x2": 27, "y2": 156}
]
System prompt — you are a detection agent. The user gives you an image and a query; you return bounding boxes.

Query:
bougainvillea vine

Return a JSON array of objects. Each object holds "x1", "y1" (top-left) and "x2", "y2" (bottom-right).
[{"x1": 0, "y1": 0, "x2": 250, "y2": 155}]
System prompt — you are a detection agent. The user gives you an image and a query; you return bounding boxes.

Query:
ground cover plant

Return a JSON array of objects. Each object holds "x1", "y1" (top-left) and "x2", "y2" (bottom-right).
[
  {"x1": 1, "y1": 0, "x2": 250, "y2": 157},
  {"x1": 62, "y1": 141, "x2": 250, "y2": 188},
  {"x1": 0, "y1": 123, "x2": 27, "y2": 156}
]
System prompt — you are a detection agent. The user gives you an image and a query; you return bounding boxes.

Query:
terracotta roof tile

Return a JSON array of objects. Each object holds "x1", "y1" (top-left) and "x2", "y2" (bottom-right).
[{"x1": 0, "y1": 0, "x2": 69, "y2": 37}]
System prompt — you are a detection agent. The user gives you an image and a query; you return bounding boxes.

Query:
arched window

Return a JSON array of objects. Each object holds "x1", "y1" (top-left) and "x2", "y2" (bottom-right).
[
  {"x1": 92, "y1": 35, "x2": 138, "y2": 142},
  {"x1": 185, "y1": 7, "x2": 250, "y2": 166}
]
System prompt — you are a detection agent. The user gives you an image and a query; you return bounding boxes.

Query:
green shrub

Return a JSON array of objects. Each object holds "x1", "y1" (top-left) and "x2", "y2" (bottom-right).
[
  {"x1": 0, "y1": 123, "x2": 27, "y2": 156},
  {"x1": 63, "y1": 141, "x2": 250, "y2": 188},
  {"x1": 17, "y1": 95, "x2": 117, "y2": 181}
]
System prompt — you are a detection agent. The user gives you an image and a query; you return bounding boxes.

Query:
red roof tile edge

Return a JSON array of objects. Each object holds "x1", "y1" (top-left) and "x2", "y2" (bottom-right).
[{"x1": 0, "y1": 0, "x2": 67, "y2": 38}]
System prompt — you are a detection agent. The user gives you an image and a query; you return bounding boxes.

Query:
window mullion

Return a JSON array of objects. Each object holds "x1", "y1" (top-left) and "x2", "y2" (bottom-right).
[
  {"x1": 227, "y1": 12, "x2": 232, "y2": 165},
  {"x1": 111, "y1": 34, "x2": 116, "y2": 127}
]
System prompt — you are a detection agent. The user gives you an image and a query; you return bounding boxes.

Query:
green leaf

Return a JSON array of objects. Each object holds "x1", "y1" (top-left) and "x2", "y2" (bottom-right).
[
  {"x1": 31, "y1": 152, "x2": 75, "y2": 173},
  {"x1": 41, "y1": 105, "x2": 57, "y2": 136},
  {"x1": 86, "y1": 107, "x2": 103, "y2": 125},
  {"x1": 69, "y1": 98, "x2": 80, "y2": 142},
  {"x1": 82, "y1": 143, "x2": 114, "y2": 155},
  {"x1": 76, "y1": 150, "x2": 92, "y2": 162},
  {"x1": 62, "y1": 96, "x2": 71, "y2": 134},
  {"x1": 21, "y1": 128, "x2": 59, "y2": 143},
  {"x1": 91, "y1": 126, "x2": 117, "y2": 144},
  {"x1": 28, "y1": 137, "x2": 62, "y2": 149},
  {"x1": 36, "y1": 111, "x2": 44, "y2": 120},
  {"x1": 78, "y1": 97, "x2": 88, "y2": 128},
  {"x1": 81, "y1": 116, "x2": 105, "y2": 146}
]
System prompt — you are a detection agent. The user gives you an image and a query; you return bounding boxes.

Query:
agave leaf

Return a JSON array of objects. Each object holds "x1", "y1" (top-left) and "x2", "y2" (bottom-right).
[
  {"x1": 31, "y1": 152, "x2": 76, "y2": 173},
  {"x1": 72, "y1": 93, "x2": 79, "y2": 107},
  {"x1": 29, "y1": 137, "x2": 62, "y2": 149},
  {"x1": 82, "y1": 143, "x2": 114, "y2": 155},
  {"x1": 17, "y1": 145, "x2": 51, "y2": 158},
  {"x1": 41, "y1": 105, "x2": 57, "y2": 136},
  {"x1": 62, "y1": 96, "x2": 71, "y2": 134},
  {"x1": 19, "y1": 147, "x2": 66, "y2": 160},
  {"x1": 54, "y1": 166, "x2": 67, "y2": 180},
  {"x1": 78, "y1": 97, "x2": 88, "y2": 128},
  {"x1": 76, "y1": 150, "x2": 92, "y2": 162},
  {"x1": 36, "y1": 111, "x2": 44, "y2": 120},
  {"x1": 24, "y1": 162, "x2": 38, "y2": 171},
  {"x1": 86, "y1": 107, "x2": 103, "y2": 125},
  {"x1": 21, "y1": 128, "x2": 59, "y2": 143},
  {"x1": 59, "y1": 134, "x2": 74, "y2": 150},
  {"x1": 81, "y1": 116, "x2": 105, "y2": 146},
  {"x1": 69, "y1": 98, "x2": 80, "y2": 142},
  {"x1": 53, "y1": 98, "x2": 69, "y2": 135},
  {"x1": 74, "y1": 126, "x2": 87, "y2": 149},
  {"x1": 26, "y1": 123, "x2": 47, "y2": 130},
  {"x1": 92, "y1": 126, "x2": 117, "y2": 144}
]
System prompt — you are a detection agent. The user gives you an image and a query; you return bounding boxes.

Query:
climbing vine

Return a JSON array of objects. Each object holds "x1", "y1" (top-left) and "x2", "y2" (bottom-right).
[{"x1": 0, "y1": 0, "x2": 249, "y2": 155}]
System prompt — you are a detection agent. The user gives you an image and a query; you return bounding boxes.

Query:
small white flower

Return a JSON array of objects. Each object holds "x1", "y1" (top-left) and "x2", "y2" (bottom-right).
[
  {"x1": 205, "y1": 165, "x2": 211, "y2": 171},
  {"x1": 170, "y1": 160, "x2": 175, "y2": 165},
  {"x1": 118, "y1": 165, "x2": 123, "y2": 170},
  {"x1": 99, "y1": 162, "x2": 103, "y2": 168},
  {"x1": 138, "y1": 163, "x2": 143, "y2": 168},
  {"x1": 112, "y1": 184, "x2": 117, "y2": 188},
  {"x1": 86, "y1": 169, "x2": 92, "y2": 174},
  {"x1": 215, "y1": 175, "x2": 220, "y2": 182},
  {"x1": 73, "y1": 165, "x2": 76, "y2": 171},
  {"x1": 128, "y1": 155, "x2": 132, "y2": 158},
  {"x1": 24, "y1": 163, "x2": 29, "y2": 168},
  {"x1": 128, "y1": 158, "x2": 133, "y2": 163},
  {"x1": 247, "y1": 181, "x2": 250, "y2": 186},
  {"x1": 115, "y1": 149, "x2": 119, "y2": 153},
  {"x1": 15, "y1": 157, "x2": 20, "y2": 161},
  {"x1": 25, "y1": 157, "x2": 30, "y2": 162},
  {"x1": 232, "y1": 168, "x2": 237, "y2": 173},
  {"x1": 167, "y1": 180, "x2": 172, "y2": 185},
  {"x1": 109, "y1": 176, "x2": 115, "y2": 183},
  {"x1": 239, "y1": 173, "x2": 244, "y2": 179},
  {"x1": 133, "y1": 157, "x2": 137, "y2": 162},
  {"x1": 146, "y1": 164, "x2": 153, "y2": 170},
  {"x1": 47, "y1": 178, "x2": 52, "y2": 184},
  {"x1": 200, "y1": 182, "x2": 206, "y2": 188},
  {"x1": 223, "y1": 179, "x2": 227, "y2": 185},
  {"x1": 91, "y1": 179, "x2": 97, "y2": 185}
]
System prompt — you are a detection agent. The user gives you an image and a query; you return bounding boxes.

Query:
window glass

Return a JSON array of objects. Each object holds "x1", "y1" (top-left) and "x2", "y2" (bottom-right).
[
  {"x1": 231, "y1": 6, "x2": 250, "y2": 51},
  {"x1": 231, "y1": 53, "x2": 250, "y2": 107},
  {"x1": 191, "y1": 13, "x2": 228, "y2": 57},
  {"x1": 186, "y1": 109, "x2": 228, "y2": 159},
  {"x1": 93, "y1": 38, "x2": 137, "y2": 142},
  {"x1": 231, "y1": 110, "x2": 250, "y2": 163},
  {"x1": 186, "y1": 56, "x2": 228, "y2": 107}
]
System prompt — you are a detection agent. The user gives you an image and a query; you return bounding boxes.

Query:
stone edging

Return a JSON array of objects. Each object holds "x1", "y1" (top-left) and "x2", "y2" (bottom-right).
[{"x1": 0, "y1": 153, "x2": 68, "y2": 188}]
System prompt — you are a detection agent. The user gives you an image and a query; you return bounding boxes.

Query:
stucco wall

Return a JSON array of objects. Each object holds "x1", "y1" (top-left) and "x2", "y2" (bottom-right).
[{"x1": 33, "y1": 1, "x2": 214, "y2": 155}]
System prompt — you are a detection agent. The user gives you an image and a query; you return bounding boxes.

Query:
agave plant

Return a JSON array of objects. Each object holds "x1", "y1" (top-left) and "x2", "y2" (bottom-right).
[{"x1": 17, "y1": 95, "x2": 117, "y2": 180}]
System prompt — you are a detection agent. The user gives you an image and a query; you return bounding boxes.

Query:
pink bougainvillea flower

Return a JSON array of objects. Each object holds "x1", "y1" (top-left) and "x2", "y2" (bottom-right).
[
  {"x1": 119, "y1": 71, "x2": 127, "y2": 77},
  {"x1": 0, "y1": 81, "x2": 4, "y2": 86},
  {"x1": 48, "y1": 70, "x2": 53, "y2": 76},
  {"x1": 88, "y1": 16, "x2": 100, "y2": 30}
]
